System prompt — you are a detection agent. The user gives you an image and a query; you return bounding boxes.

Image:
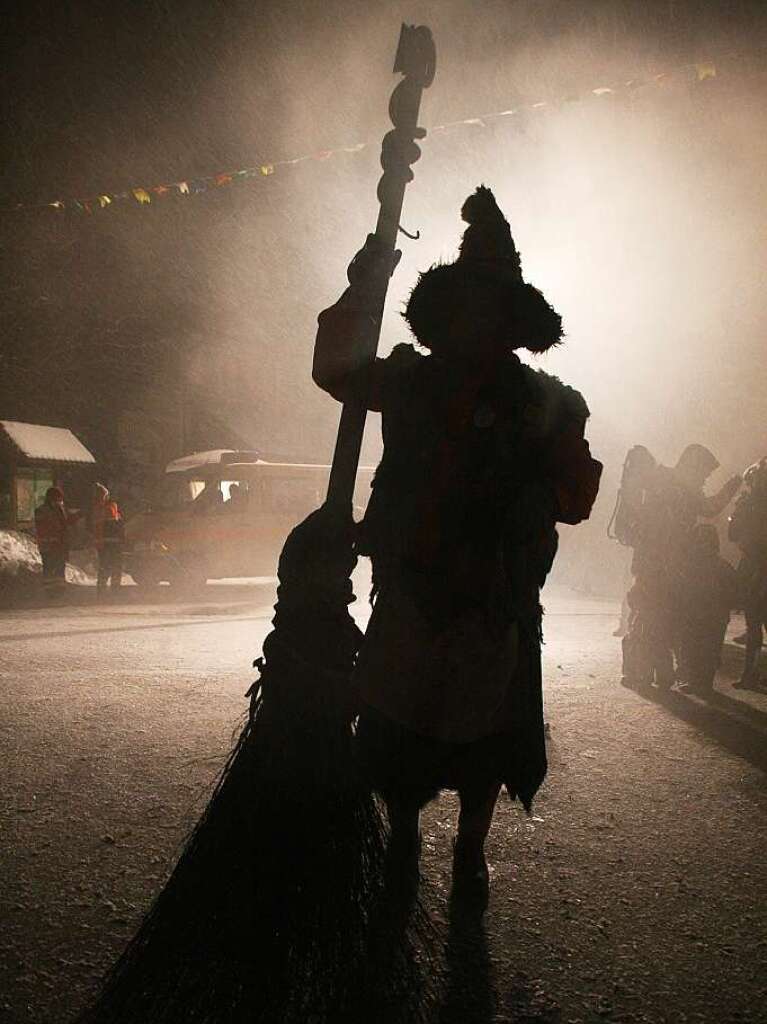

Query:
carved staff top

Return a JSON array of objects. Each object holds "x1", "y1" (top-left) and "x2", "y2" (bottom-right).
[
  {"x1": 376, "y1": 25, "x2": 436, "y2": 250},
  {"x1": 327, "y1": 24, "x2": 436, "y2": 508}
]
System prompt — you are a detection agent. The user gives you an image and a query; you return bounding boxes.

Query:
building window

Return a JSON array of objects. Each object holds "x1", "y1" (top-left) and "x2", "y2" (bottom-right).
[
  {"x1": 0, "y1": 468, "x2": 11, "y2": 527},
  {"x1": 15, "y1": 468, "x2": 53, "y2": 524}
]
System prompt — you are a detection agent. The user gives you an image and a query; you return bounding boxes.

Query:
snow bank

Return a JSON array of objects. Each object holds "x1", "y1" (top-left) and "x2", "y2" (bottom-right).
[{"x1": 0, "y1": 530, "x2": 92, "y2": 586}]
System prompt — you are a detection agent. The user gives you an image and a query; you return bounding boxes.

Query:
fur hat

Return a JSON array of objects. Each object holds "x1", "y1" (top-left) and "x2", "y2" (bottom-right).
[{"x1": 403, "y1": 185, "x2": 563, "y2": 354}]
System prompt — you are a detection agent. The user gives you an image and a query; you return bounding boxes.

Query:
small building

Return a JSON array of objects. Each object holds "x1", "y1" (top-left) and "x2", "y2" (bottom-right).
[{"x1": 0, "y1": 420, "x2": 96, "y2": 532}]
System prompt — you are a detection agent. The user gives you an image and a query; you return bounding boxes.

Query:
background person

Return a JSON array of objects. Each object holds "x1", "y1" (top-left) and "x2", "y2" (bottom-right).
[
  {"x1": 676, "y1": 523, "x2": 739, "y2": 696},
  {"x1": 90, "y1": 483, "x2": 126, "y2": 596},
  {"x1": 192, "y1": 481, "x2": 224, "y2": 516},
  {"x1": 34, "y1": 486, "x2": 81, "y2": 593},
  {"x1": 622, "y1": 444, "x2": 740, "y2": 689},
  {"x1": 729, "y1": 457, "x2": 767, "y2": 690}
]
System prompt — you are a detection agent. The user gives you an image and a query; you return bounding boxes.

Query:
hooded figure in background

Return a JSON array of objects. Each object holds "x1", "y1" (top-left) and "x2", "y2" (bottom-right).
[
  {"x1": 313, "y1": 186, "x2": 602, "y2": 909},
  {"x1": 622, "y1": 443, "x2": 741, "y2": 689}
]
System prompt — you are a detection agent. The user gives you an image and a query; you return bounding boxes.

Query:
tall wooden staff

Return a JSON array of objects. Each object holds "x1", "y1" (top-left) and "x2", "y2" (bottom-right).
[
  {"x1": 328, "y1": 23, "x2": 436, "y2": 507},
  {"x1": 77, "y1": 26, "x2": 437, "y2": 1024}
]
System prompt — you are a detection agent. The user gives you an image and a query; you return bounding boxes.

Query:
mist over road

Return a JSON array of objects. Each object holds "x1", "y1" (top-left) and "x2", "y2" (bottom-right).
[{"x1": 1, "y1": 584, "x2": 765, "y2": 1023}]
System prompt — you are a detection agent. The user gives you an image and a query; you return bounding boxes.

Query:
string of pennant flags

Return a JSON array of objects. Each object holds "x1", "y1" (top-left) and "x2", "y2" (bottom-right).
[{"x1": 3, "y1": 58, "x2": 732, "y2": 216}]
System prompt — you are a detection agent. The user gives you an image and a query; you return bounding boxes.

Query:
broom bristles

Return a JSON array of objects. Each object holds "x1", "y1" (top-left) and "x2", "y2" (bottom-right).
[{"x1": 77, "y1": 506, "x2": 438, "y2": 1024}]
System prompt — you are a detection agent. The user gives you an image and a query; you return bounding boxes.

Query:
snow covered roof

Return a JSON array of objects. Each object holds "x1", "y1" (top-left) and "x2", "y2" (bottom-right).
[{"x1": 0, "y1": 421, "x2": 96, "y2": 465}]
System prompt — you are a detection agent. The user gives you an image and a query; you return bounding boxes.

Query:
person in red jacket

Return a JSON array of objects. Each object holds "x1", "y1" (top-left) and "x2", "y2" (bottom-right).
[
  {"x1": 34, "y1": 486, "x2": 81, "y2": 589},
  {"x1": 313, "y1": 186, "x2": 602, "y2": 909},
  {"x1": 90, "y1": 483, "x2": 126, "y2": 596}
]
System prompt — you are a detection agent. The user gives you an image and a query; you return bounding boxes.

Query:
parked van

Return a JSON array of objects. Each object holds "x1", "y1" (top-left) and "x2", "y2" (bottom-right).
[{"x1": 125, "y1": 450, "x2": 372, "y2": 589}]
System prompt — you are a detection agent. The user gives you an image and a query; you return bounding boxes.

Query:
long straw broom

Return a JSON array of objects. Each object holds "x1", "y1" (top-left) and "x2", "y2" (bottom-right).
[{"x1": 76, "y1": 24, "x2": 437, "y2": 1024}]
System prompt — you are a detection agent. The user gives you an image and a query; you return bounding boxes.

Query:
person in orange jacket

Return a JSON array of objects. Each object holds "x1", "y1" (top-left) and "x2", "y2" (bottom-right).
[
  {"x1": 90, "y1": 483, "x2": 126, "y2": 595},
  {"x1": 34, "y1": 486, "x2": 81, "y2": 588}
]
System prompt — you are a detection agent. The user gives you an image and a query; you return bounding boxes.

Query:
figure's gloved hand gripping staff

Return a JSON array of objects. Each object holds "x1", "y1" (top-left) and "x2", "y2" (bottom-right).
[{"x1": 313, "y1": 24, "x2": 436, "y2": 511}]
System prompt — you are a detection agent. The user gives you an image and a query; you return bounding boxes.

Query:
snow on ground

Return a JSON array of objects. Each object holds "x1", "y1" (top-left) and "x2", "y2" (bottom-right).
[{"x1": 0, "y1": 529, "x2": 92, "y2": 588}]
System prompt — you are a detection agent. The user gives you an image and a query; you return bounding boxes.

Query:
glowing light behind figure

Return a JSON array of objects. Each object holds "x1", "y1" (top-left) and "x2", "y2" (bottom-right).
[
  {"x1": 193, "y1": 12, "x2": 767, "y2": 593},
  {"x1": 208, "y1": 88, "x2": 763, "y2": 455}
]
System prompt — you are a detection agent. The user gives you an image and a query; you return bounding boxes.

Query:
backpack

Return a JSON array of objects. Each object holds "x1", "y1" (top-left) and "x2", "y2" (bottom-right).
[{"x1": 608, "y1": 445, "x2": 657, "y2": 548}]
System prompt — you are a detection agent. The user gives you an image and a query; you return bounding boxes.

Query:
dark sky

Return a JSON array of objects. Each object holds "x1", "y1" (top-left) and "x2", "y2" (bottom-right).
[{"x1": 4, "y1": 0, "x2": 765, "y2": 202}]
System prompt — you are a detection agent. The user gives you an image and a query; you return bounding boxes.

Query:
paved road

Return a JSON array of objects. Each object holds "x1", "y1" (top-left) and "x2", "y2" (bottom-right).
[{"x1": 1, "y1": 583, "x2": 766, "y2": 1023}]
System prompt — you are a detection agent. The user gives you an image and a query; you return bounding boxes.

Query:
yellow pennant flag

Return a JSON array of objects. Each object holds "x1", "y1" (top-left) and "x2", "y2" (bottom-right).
[
  {"x1": 98, "y1": 195, "x2": 112, "y2": 208},
  {"x1": 132, "y1": 188, "x2": 151, "y2": 205},
  {"x1": 260, "y1": 164, "x2": 275, "y2": 176},
  {"x1": 696, "y1": 62, "x2": 716, "y2": 81}
]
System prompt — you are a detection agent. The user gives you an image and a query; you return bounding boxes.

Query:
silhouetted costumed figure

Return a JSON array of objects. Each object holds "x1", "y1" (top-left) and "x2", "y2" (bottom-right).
[
  {"x1": 729, "y1": 457, "x2": 767, "y2": 690},
  {"x1": 620, "y1": 443, "x2": 740, "y2": 688},
  {"x1": 314, "y1": 186, "x2": 602, "y2": 906}
]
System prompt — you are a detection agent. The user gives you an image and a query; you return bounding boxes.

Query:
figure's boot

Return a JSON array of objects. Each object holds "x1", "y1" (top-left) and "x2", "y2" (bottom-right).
[
  {"x1": 621, "y1": 630, "x2": 644, "y2": 685},
  {"x1": 622, "y1": 623, "x2": 654, "y2": 687},
  {"x1": 693, "y1": 633, "x2": 725, "y2": 696},
  {"x1": 384, "y1": 794, "x2": 422, "y2": 893},
  {"x1": 653, "y1": 644, "x2": 675, "y2": 691},
  {"x1": 451, "y1": 783, "x2": 501, "y2": 913}
]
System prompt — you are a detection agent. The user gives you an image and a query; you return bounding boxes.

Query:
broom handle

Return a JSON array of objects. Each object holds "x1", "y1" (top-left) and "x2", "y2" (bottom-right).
[{"x1": 326, "y1": 24, "x2": 435, "y2": 509}]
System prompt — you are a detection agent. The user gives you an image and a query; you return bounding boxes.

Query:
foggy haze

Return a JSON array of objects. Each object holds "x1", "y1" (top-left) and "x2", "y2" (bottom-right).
[
  {"x1": 4, "y1": 12, "x2": 767, "y2": 1023},
  {"x1": 2, "y1": 0, "x2": 766, "y2": 593}
]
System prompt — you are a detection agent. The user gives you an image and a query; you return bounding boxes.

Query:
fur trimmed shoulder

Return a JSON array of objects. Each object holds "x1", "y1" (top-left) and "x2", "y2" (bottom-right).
[{"x1": 522, "y1": 365, "x2": 591, "y2": 423}]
